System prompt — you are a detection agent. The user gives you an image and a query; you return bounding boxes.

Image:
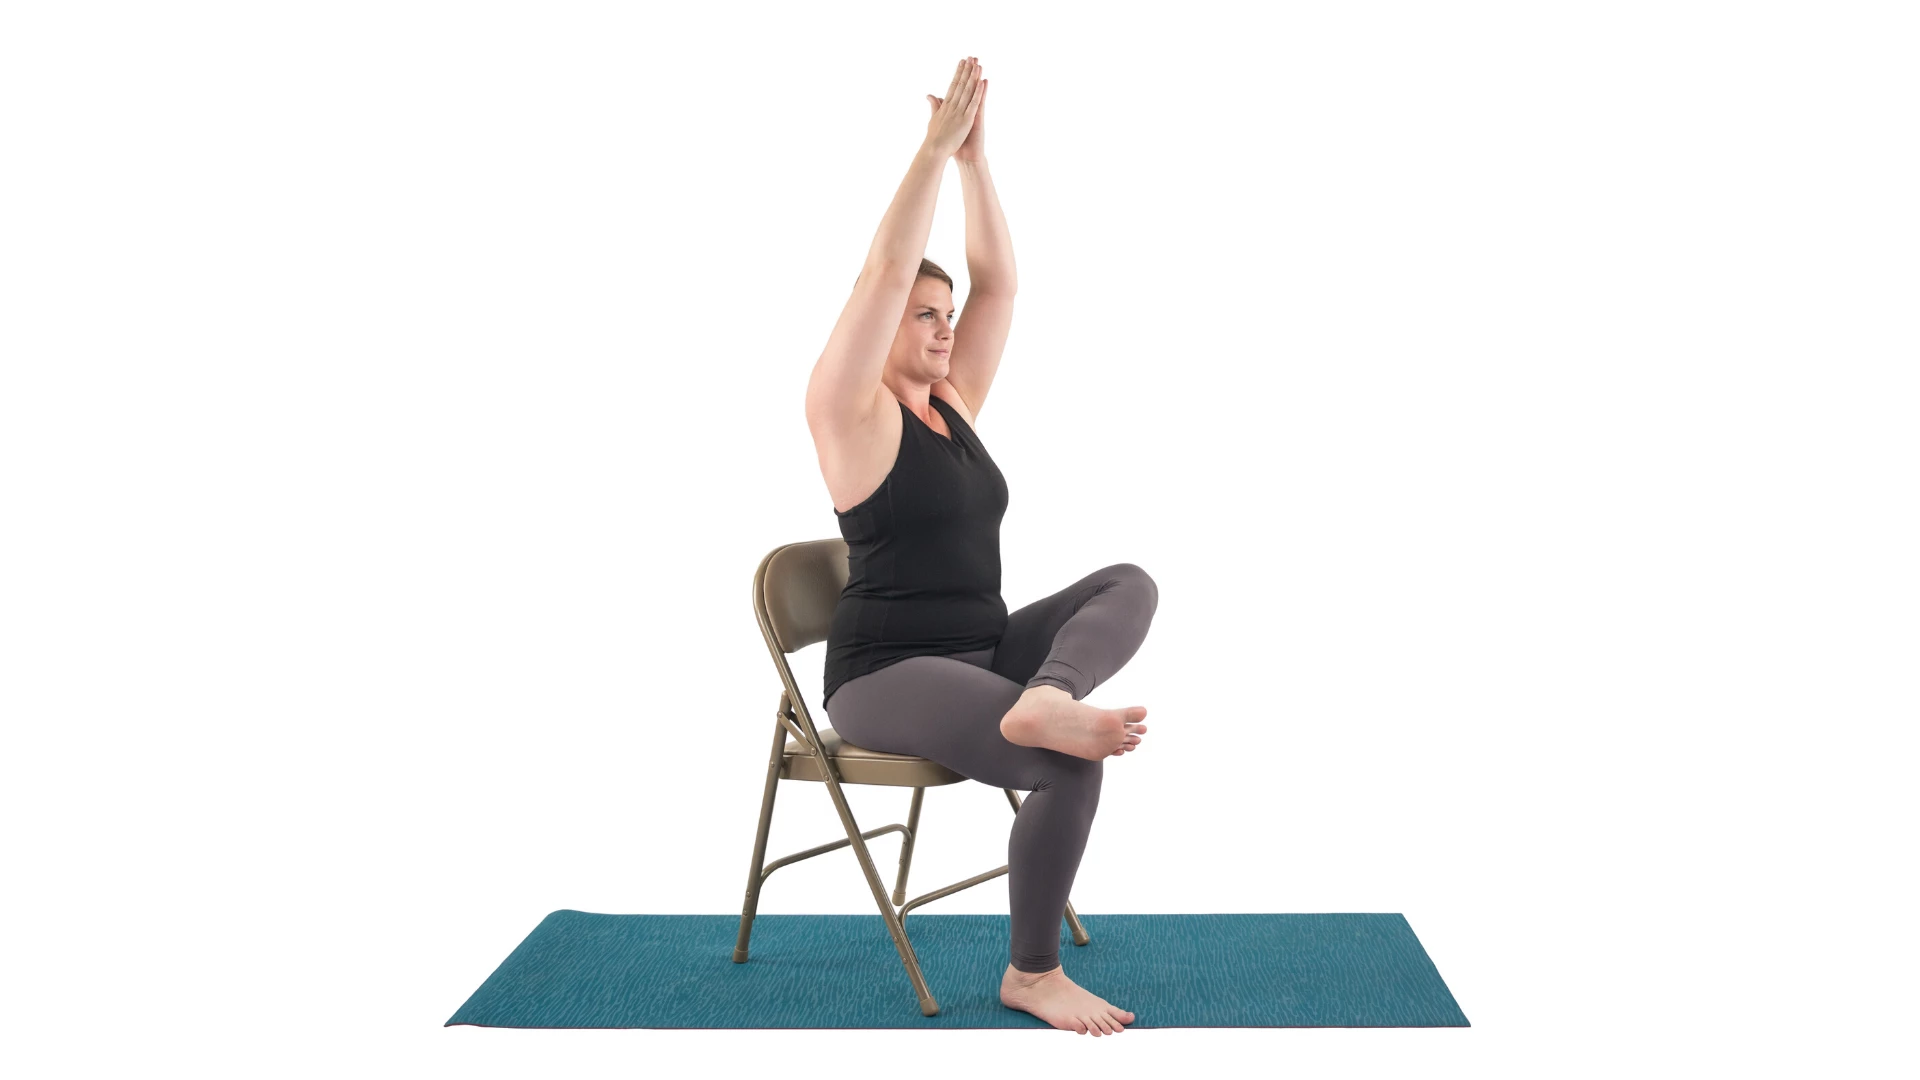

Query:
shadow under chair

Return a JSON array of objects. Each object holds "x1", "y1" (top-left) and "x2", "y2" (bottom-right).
[{"x1": 734, "y1": 538, "x2": 1092, "y2": 1017}]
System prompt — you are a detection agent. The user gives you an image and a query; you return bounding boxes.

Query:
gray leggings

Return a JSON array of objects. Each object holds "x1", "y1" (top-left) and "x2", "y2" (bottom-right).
[{"x1": 823, "y1": 562, "x2": 1158, "y2": 973}]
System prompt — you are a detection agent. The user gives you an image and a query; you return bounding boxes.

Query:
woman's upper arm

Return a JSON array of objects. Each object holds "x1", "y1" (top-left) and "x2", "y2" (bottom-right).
[{"x1": 805, "y1": 260, "x2": 913, "y2": 431}]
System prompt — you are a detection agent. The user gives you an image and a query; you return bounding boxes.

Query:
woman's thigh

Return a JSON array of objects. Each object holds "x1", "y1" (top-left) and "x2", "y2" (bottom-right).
[
  {"x1": 823, "y1": 650, "x2": 1088, "y2": 792},
  {"x1": 990, "y1": 562, "x2": 1159, "y2": 691}
]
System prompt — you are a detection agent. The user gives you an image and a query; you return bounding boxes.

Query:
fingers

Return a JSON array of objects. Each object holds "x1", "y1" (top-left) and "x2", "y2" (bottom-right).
[
  {"x1": 943, "y1": 57, "x2": 981, "y2": 112},
  {"x1": 946, "y1": 56, "x2": 968, "y2": 98}
]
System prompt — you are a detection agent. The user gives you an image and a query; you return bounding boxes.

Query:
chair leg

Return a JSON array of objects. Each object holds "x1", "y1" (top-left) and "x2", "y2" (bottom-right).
[
  {"x1": 733, "y1": 709, "x2": 942, "y2": 1015},
  {"x1": 818, "y1": 759, "x2": 943, "y2": 1015},
  {"x1": 1003, "y1": 789, "x2": 1092, "y2": 948},
  {"x1": 891, "y1": 787, "x2": 925, "y2": 907},
  {"x1": 733, "y1": 715, "x2": 789, "y2": 963}
]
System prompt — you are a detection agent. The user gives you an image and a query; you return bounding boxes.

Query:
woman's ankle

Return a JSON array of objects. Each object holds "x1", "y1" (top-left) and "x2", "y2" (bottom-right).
[{"x1": 1005, "y1": 961, "x2": 1062, "y2": 981}]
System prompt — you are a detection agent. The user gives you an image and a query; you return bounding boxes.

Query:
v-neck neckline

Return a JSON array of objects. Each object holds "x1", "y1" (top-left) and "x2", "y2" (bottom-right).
[{"x1": 901, "y1": 396, "x2": 957, "y2": 444}]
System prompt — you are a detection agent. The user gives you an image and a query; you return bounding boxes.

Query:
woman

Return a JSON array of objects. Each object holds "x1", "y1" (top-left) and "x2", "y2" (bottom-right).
[{"x1": 803, "y1": 58, "x2": 1158, "y2": 1037}]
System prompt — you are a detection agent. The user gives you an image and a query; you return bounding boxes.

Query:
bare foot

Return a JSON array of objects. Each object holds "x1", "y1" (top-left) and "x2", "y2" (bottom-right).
[
  {"x1": 1001, "y1": 963, "x2": 1135, "y2": 1034},
  {"x1": 999, "y1": 685, "x2": 1146, "y2": 761}
]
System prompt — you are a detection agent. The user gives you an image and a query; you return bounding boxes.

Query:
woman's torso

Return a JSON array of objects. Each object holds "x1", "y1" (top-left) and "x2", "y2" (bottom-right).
[{"x1": 813, "y1": 382, "x2": 1009, "y2": 708}]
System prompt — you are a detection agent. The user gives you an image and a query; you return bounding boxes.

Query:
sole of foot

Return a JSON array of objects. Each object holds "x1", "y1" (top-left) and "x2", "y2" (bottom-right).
[
  {"x1": 999, "y1": 685, "x2": 1146, "y2": 761},
  {"x1": 1001, "y1": 963, "x2": 1135, "y2": 1035}
]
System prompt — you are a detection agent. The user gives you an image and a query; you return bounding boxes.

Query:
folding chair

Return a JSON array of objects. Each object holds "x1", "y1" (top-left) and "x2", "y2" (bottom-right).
[{"x1": 733, "y1": 538, "x2": 1091, "y2": 1016}]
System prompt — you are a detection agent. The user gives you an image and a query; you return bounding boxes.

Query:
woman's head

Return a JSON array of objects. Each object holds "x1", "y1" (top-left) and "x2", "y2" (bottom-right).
[{"x1": 879, "y1": 259, "x2": 955, "y2": 387}]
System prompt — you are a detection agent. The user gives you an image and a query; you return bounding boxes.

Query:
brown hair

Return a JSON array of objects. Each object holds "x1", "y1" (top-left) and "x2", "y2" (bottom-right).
[
  {"x1": 856, "y1": 258, "x2": 953, "y2": 290},
  {"x1": 914, "y1": 258, "x2": 953, "y2": 291}
]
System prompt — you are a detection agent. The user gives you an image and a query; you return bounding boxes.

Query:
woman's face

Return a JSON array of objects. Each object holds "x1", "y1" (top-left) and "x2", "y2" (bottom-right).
[{"x1": 888, "y1": 277, "x2": 955, "y2": 382}]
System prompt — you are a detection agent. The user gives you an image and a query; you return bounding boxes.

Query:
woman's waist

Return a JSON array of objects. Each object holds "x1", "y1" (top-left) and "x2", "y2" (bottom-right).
[
  {"x1": 836, "y1": 587, "x2": 1004, "y2": 607},
  {"x1": 831, "y1": 589, "x2": 1005, "y2": 630}
]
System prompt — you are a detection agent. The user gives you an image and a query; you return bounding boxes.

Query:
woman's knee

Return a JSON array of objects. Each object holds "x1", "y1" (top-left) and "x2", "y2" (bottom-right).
[
  {"x1": 1104, "y1": 562, "x2": 1158, "y2": 613},
  {"x1": 1035, "y1": 752, "x2": 1104, "y2": 801}
]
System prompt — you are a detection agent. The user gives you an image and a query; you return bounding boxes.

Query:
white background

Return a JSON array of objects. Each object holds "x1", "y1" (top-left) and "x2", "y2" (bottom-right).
[{"x1": 4, "y1": 1, "x2": 1915, "y2": 1076}]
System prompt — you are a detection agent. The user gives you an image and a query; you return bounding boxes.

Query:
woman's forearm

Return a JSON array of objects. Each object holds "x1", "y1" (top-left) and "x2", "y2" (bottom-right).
[
  {"x1": 865, "y1": 145, "x2": 947, "y2": 275},
  {"x1": 957, "y1": 159, "x2": 1016, "y2": 292}
]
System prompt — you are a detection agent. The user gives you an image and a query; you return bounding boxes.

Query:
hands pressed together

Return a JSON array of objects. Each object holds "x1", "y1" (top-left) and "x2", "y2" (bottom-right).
[{"x1": 924, "y1": 56, "x2": 988, "y2": 163}]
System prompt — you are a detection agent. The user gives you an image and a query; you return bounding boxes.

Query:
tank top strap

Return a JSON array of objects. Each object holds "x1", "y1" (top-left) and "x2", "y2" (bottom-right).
[{"x1": 927, "y1": 394, "x2": 973, "y2": 446}]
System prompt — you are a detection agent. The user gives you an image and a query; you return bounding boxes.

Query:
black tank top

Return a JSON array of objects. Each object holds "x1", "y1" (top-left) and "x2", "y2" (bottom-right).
[{"x1": 822, "y1": 394, "x2": 1010, "y2": 708}]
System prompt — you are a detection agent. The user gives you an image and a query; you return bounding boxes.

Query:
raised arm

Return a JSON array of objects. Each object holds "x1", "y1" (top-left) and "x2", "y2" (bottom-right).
[
  {"x1": 942, "y1": 64, "x2": 1014, "y2": 419},
  {"x1": 803, "y1": 149, "x2": 941, "y2": 433},
  {"x1": 945, "y1": 157, "x2": 1016, "y2": 418},
  {"x1": 805, "y1": 58, "x2": 984, "y2": 434}
]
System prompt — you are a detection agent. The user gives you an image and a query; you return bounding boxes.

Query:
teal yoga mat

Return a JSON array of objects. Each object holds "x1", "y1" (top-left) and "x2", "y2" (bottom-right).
[{"x1": 446, "y1": 911, "x2": 1469, "y2": 1029}]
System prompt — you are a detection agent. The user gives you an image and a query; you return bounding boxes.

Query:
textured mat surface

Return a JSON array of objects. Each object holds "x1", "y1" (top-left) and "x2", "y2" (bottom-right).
[{"x1": 446, "y1": 911, "x2": 1469, "y2": 1029}]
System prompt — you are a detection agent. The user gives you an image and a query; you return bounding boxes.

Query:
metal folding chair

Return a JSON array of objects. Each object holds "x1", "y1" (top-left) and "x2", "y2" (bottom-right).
[{"x1": 732, "y1": 538, "x2": 1090, "y2": 1016}]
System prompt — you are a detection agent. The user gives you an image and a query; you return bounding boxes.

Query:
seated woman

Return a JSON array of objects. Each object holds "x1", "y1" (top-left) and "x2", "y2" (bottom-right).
[{"x1": 803, "y1": 57, "x2": 1158, "y2": 1038}]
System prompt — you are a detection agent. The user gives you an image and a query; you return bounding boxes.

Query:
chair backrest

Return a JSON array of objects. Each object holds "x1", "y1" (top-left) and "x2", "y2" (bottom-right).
[{"x1": 752, "y1": 538, "x2": 849, "y2": 656}]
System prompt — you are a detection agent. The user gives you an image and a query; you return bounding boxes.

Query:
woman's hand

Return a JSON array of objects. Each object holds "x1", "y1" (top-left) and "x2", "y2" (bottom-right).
[
  {"x1": 923, "y1": 56, "x2": 985, "y2": 161},
  {"x1": 937, "y1": 63, "x2": 988, "y2": 163}
]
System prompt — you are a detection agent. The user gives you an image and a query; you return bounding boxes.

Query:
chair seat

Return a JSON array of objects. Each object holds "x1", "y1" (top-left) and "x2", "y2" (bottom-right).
[{"x1": 781, "y1": 726, "x2": 969, "y2": 788}]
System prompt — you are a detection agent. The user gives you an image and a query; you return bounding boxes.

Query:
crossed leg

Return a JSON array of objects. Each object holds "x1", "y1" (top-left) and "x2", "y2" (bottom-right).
[
  {"x1": 992, "y1": 562, "x2": 1160, "y2": 703},
  {"x1": 822, "y1": 562, "x2": 1159, "y2": 976}
]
